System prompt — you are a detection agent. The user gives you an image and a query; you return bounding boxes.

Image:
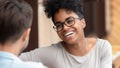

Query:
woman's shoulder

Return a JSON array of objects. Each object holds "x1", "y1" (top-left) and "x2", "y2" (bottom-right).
[
  {"x1": 96, "y1": 38, "x2": 111, "y2": 47},
  {"x1": 87, "y1": 37, "x2": 111, "y2": 47},
  {"x1": 91, "y1": 38, "x2": 112, "y2": 54},
  {"x1": 87, "y1": 38, "x2": 111, "y2": 52}
]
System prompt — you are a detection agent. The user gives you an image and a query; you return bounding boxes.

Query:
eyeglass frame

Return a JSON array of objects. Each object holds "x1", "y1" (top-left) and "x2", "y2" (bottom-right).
[{"x1": 53, "y1": 16, "x2": 83, "y2": 32}]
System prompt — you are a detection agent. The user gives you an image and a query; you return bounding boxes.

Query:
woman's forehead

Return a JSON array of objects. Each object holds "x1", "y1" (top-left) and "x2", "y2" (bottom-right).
[{"x1": 54, "y1": 9, "x2": 78, "y2": 22}]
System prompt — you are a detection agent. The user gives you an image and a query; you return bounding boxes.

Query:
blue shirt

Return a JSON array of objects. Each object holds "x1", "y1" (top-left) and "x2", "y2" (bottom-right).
[{"x1": 0, "y1": 51, "x2": 46, "y2": 68}]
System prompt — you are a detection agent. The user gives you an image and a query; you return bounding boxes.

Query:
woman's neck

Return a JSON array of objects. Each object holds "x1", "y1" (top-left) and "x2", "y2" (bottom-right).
[
  {"x1": 62, "y1": 38, "x2": 88, "y2": 56},
  {"x1": 62, "y1": 38, "x2": 97, "y2": 56}
]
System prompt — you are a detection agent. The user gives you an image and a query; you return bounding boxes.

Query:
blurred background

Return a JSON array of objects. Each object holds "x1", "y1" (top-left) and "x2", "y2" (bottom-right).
[{"x1": 24, "y1": 0, "x2": 120, "y2": 68}]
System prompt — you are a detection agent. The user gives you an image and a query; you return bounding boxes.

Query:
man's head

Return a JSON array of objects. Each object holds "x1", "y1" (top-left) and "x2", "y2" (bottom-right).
[
  {"x1": 0, "y1": 0, "x2": 33, "y2": 54},
  {"x1": 0, "y1": 0, "x2": 33, "y2": 44}
]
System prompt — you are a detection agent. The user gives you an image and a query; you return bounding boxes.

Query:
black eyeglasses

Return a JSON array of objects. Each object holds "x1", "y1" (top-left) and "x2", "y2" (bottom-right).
[{"x1": 53, "y1": 16, "x2": 82, "y2": 31}]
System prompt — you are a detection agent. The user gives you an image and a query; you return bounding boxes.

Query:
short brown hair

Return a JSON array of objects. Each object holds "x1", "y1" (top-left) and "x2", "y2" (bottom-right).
[{"x1": 0, "y1": 0, "x2": 33, "y2": 44}]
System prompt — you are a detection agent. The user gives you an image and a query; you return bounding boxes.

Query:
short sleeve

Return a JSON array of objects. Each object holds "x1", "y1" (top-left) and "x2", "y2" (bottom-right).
[
  {"x1": 19, "y1": 44, "x2": 59, "y2": 66},
  {"x1": 19, "y1": 48, "x2": 42, "y2": 62},
  {"x1": 100, "y1": 40, "x2": 112, "y2": 68}
]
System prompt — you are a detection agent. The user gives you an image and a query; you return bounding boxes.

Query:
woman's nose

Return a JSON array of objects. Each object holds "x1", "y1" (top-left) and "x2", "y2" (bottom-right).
[{"x1": 62, "y1": 24, "x2": 70, "y2": 31}]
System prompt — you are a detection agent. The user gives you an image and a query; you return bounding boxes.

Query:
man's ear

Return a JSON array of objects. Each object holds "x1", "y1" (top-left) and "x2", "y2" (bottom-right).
[
  {"x1": 22, "y1": 28, "x2": 31, "y2": 42},
  {"x1": 81, "y1": 18, "x2": 86, "y2": 29}
]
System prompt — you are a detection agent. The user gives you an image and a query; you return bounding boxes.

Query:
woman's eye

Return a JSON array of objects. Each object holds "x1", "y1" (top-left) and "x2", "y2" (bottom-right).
[
  {"x1": 67, "y1": 19, "x2": 74, "y2": 24},
  {"x1": 56, "y1": 24, "x2": 62, "y2": 28}
]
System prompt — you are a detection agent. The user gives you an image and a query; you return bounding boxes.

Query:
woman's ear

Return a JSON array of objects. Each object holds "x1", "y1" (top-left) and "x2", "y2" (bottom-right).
[{"x1": 81, "y1": 18, "x2": 86, "y2": 29}]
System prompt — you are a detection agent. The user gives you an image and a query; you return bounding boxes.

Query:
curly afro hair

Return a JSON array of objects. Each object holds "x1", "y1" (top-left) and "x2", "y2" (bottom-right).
[{"x1": 43, "y1": 0, "x2": 84, "y2": 19}]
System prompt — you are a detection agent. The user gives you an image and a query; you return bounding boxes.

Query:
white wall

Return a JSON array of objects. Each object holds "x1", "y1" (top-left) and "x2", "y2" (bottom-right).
[{"x1": 38, "y1": 1, "x2": 61, "y2": 47}]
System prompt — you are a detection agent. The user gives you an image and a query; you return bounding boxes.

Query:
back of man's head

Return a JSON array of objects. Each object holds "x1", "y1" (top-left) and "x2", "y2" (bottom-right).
[{"x1": 0, "y1": 0, "x2": 33, "y2": 45}]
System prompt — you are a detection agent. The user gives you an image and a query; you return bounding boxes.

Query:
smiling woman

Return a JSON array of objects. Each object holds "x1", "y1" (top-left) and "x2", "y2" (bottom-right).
[{"x1": 20, "y1": 0, "x2": 112, "y2": 68}]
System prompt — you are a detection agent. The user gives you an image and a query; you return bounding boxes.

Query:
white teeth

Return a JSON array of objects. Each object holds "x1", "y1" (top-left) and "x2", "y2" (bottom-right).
[{"x1": 65, "y1": 31, "x2": 74, "y2": 37}]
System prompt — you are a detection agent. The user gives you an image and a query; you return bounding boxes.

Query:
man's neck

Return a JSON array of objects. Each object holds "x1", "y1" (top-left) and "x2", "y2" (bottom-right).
[{"x1": 0, "y1": 44, "x2": 20, "y2": 56}]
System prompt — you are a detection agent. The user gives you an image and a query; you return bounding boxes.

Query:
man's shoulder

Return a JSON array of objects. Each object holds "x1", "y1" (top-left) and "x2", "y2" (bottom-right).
[
  {"x1": 13, "y1": 61, "x2": 46, "y2": 68},
  {"x1": 0, "y1": 59, "x2": 46, "y2": 68}
]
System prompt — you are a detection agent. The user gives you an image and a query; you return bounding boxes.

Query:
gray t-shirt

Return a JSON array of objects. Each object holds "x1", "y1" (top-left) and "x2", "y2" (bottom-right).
[{"x1": 20, "y1": 39, "x2": 112, "y2": 68}]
